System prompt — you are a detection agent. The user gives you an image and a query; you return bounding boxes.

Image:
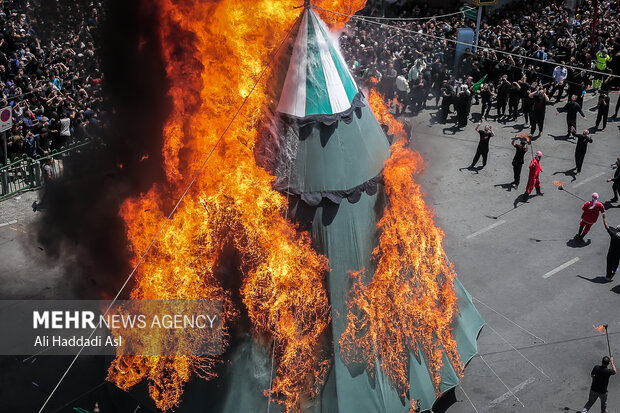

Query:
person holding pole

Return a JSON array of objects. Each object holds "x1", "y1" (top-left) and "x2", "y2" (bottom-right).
[
  {"x1": 522, "y1": 151, "x2": 543, "y2": 201},
  {"x1": 510, "y1": 134, "x2": 529, "y2": 187},
  {"x1": 469, "y1": 120, "x2": 493, "y2": 169},
  {"x1": 581, "y1": 355, "x2": 615, "y2": 413}
]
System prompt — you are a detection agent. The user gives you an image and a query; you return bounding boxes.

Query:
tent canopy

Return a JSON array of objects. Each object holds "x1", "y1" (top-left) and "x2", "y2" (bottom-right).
[{"x1": 277, "y1": 9, "x2": 359, "y2": 119}]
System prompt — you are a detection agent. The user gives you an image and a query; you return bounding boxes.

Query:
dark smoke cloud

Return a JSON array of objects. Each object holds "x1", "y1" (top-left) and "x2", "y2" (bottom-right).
[{"x1": 34, "y1": 0, "x2": 170, "y2": 298}]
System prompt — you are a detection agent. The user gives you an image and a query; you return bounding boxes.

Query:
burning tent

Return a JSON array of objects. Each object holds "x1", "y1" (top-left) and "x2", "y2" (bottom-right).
[
  {"x1": 257, "y1": 7, "x2": 485, "y2": 412},
  {"x1": 107, "y1": 1, "x2": 482, "y2": 412}
]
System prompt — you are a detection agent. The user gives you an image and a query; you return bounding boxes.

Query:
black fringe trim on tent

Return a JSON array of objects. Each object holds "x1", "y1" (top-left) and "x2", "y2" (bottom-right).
[
  {"x1": 278, "y1": 92, "x2": 366, "y2": 127},
  {"x1": 277, "y1": 173, "x2": 383, "y2": 206}
]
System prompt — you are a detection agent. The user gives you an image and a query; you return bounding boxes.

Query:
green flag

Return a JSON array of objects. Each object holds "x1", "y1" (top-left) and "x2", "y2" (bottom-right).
[{"x1": 472, "y1": 74, "x2": 488, "y2": 92}]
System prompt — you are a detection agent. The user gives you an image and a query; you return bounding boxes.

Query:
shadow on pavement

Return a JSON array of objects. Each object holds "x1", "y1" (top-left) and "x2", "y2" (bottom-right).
[
  {"x1": 611, "y1": 285, "x2": 620, "y2": 294},
  {"x1": 552, "y1": 168, "x2": 577, "y2": 183},
  {"x1": 576, "y1": 275, "x2": 610, "y2": 284},
  {"x1": 494, "y1": 182, "x2": 516, "y2": 192},
  {"x1": 567, "y1": 239, "x2": 592, "y2": 248}
]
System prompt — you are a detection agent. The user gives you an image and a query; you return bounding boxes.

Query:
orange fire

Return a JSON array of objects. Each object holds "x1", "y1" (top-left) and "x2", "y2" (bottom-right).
[
  {"x1": 340, "y1": 90, "x2": 462, "y2": 396},
  {"x1": 595, "y1": 324, "x2": 608, "y2": 334},
  {"x1": 106, "y1": 0, "x2": 373, "y2": 411},
  {"x1": 553, "y1": 180, "x2": 564, "y2": 188}
]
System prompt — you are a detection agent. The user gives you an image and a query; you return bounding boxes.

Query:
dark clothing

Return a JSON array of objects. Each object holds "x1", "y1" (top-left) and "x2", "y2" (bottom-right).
[
  {"x1": 607, "y1": 227, "x2": 620, "y2": 279},
  {"x1": 558, "y1": 101, "x2": 585, "y2": 121},
  {"x1": 512, "y1": 145, "x2": 527, "y2": 165},
  {"x1": 596, "y1": 95, "x2": 610, "y2": 130},
  {"x1": 471, "y1": 130, "x2": 492, "y2": 167},
  {"x1": 558, "y1": 101, "x2": 585, "y2": 135},
  {"x1": 530, "y1": 92, "x2": 547, "y2": 135},
  {"x1": 575, "y1": 133, "x2": 593, "y2": 154},
  {"x1": 582, "y1": 390, "x2": 607, "y2": 413},
  {"x1": 611, "y1": 168, "x2": 620, "y2": 200},
  {"x1": 480, "y1": 89, "x2": 492, "y2": 119},
  {"x1": 591, "y1": 364, "x2": 616, "y2": 394},
  {"x1": 496, "y1": 80, "x2": 510, "y2": 117},
  {"x1": 582, "y1": 363, "x2": 615, "y2": 412},
  {"x1": 573, "y1": 133, "x2": 593, "y2": 173},
  {"x1": 512, "y1": 145, "x2": 527, "y2": 185}
]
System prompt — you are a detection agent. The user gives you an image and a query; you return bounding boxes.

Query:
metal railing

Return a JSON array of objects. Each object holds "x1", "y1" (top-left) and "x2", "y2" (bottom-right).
[{"x1": 0, "y1": 140, "x2": 92, "y2": 201}]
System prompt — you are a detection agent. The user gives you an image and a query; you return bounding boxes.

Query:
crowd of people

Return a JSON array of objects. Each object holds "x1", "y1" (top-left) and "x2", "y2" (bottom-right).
[
  {"x1": 339, "y1": 0, "x2": 620, "y2": 131},
  {"x1": 0, "y1": 0, "x2": 105, "y2": 165}
]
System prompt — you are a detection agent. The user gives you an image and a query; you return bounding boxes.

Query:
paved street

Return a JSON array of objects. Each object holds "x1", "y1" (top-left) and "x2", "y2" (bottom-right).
[
  {"x1": 408, "y1": 92, "x2": 620, "y2": 412},
  {"x1": 0, "y1": 92, "x2": 619, "y2": 412}
]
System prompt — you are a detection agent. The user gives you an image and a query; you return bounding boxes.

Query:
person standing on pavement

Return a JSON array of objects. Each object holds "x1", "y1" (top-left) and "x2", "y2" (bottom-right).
[
  {"x1": 595, "y1": 92, "x2": 609, "y2": 131},
  {"x1": 556, "y1": 95, "x2": 587, "y2": 137},
  {"x1": 523, "y1": 151, "x2": 543, "y2": 201},
  {"x1": 602, "y1": 214, "x2": 620, "y2": 281},
  {"x1": 606, "y1": 157, "x2": 620, "y2": 203},
  {"x1": 575, "y1": 193, "x2": 605, "y2": 240},
  {"x1": 529, "y1": 86, "x2": 549, "y2": 136},
  {"x1": 572, "y1": 127, "x2": 593, "y2": 174},
  {"x1": 510, "y1": 134, "x2": 529, "y2": 187},
  {"x1": 469, "y1": 120, "x2": 494, "y2": 168},
  {"x1": 581, "y1": 356, "x2": 616, "y2": 412}
]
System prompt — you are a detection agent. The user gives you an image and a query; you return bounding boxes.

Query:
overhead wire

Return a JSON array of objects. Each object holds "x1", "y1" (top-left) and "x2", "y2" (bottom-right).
[{"x1": 343, "y1": 7, "x2": 475, "y2": 21}]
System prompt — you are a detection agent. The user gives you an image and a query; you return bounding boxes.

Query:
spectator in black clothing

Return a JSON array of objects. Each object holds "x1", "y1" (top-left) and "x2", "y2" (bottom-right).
[
  {"x1": 580, "y1": 355, "x2": 616, "y2": 412},
  {"x1": 439, "y1": 82, "x2": 454, "y2": 124},
  {"x1": 508, "y1": 81, "x2": 521, "y2": 121},
  {"x1": 571, "y1": 127, "x2": 593, "y2": 174},
  {"x1": 480, "y1": 84, "x2": 493, "y2": 120},
  {"x1": 511, "y1": 134, "x2": 529, "y2": 187},
  {"x1": 529, "y1": 86, "x2": 549, "y2": 136},
  {"x1": 519, "y1": 77, "x2": 532, "y2": 125},
  {"x1": 595, "y1": 92, "x2": 609, "y2": 131},
  {"x1": 556, "y1": 95, "x2": 586, "y2": 136},
  {"x1": 469, "y1": 121, "x2": 494, "y2": 168},
  {"x1": 603, "y1": 215, "x2": 620, "y2": 281},
  {"x1": 496, "y1": 75, "x2": 510, "y2": 120},
  {"x1": 23, "y1": 131, "x2": 36, "y2": 157},
  {"x1": 606, "y1": 158, "x2": 620, "y2": 203},
  {"x1": 455, "y1": 84, "x2": 470, "y2": 128}
]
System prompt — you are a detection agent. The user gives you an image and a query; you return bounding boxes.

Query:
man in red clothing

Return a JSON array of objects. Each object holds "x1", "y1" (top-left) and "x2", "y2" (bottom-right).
[
  {"x1": 575, "y1": 193, "x2": 605, "y2": 240},
  {"x1": 522, "y1": 151, "x2": 543, "y2": 201}
]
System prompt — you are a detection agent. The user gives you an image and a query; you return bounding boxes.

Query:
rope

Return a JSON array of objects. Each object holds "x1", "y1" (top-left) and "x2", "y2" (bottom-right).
[
  {"x1": 37, "y1": 15, "x2": 300, "y2": 413},
  {"x1": 345, "y1": 7, "x2": 475, "y2": 21},
  {"x1": 315, "y1": 6, "x2": 620, "y2": 82}
]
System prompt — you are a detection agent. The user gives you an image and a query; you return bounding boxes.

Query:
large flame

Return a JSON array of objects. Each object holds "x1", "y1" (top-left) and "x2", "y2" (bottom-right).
[
  {"x1": 339, "y1": 89, "x2": 462, "y2": 397},
  {"x1": 106, "y1": 0, "x2": 369, "y2": 411}
]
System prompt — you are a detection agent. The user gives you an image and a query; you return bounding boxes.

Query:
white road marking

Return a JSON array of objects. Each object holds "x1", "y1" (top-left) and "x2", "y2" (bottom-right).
[
  {"x1": 574, "y1": 171, "x2": 606, "y2": 187},
  {"x1": 488, "y1": 377, "x2": 535, "y2": 407},
  {"x1": 542, "y1": 257, "x2": 580, "y2": 279},
  {"x1": 0, "y1": 220, "x2": 17, "y2": 228},
  {"x1": 466, "y1": 220, "x2": 506, "y2": 239}
]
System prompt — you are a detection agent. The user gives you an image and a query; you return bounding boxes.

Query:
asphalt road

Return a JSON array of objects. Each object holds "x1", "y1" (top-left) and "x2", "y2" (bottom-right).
[
  {"x1": 0, "y1": 92, "x2": 619, "y2": 412},
  {"x1": 408, "y1": 92, "x2": 620, "y2": 413}
]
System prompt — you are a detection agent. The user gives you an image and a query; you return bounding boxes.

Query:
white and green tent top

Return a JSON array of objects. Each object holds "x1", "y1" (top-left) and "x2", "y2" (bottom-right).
[{"x1": 277, "y1": 8, "x2": 359, "y2": 118}]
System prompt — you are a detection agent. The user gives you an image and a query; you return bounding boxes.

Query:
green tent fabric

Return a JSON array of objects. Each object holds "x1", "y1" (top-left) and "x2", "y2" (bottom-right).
[
  {"x1": 213, "y1": 7, "x2": 483, "y2": 413},
  {"x1": 277, "y1": 9, "x2": 359, "y2": 119}
]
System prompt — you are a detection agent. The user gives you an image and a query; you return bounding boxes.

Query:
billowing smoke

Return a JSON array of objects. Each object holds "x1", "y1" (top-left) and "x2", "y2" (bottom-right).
[{"x1": 32, "y1": 0, "x2": 169, "y2": 298}]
